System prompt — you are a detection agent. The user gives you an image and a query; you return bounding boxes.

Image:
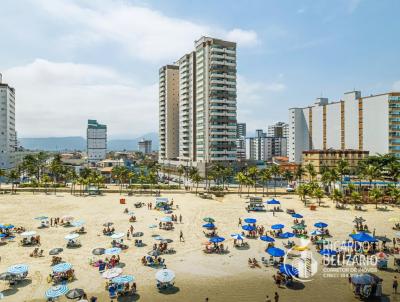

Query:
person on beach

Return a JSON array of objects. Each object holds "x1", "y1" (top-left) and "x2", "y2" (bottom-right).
[
  {"x1": 238, "y1": 218, "x2": 242, "y2": 227},
  {"x1": 393, "y1": 276, "x2": 398, "y2": 294},
  {"x1": 265, "y1": 295, "x2": 272, "y2": 302},
  {"x1": 180, "y1": 230, "x2": 184, "y2": 242},
  {"x1": 179, "y1": 214, "x2": 182, "y2": 223},
  {"x1": 274, "y1": 292, "x2": 279, "y2": 302}
]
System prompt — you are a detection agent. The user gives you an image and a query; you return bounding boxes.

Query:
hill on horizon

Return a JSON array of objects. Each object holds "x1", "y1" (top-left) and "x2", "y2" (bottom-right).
[{"x1": 20, "y1": 132, "x2": 159, "y2": 151}]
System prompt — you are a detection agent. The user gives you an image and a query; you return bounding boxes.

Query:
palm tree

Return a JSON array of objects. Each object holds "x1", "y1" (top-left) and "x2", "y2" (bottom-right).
[
  {"x1": 336, "y1": 159, "x2": 350, "y2": 189},
  {"x1": 331, "y1": 188, "x2": 343, "y2": 207},
  {"x1": 321, "y1": 169, "x2": 331, "y2": 193},
  {"x1": 362, "y1": 164, "x2": 381, "y2": 189},
  {"x1": 387, "y1": 185, "x2": 400, "y2": 204},
  {"x1": 191, "y1": 173, "x2": 202, "y2": 194},
  {"x1": 305, "y1": 163, "x2": 316, "y2": 182},
  {"x1": 7, "y1": 169, "x2": 19, "y2": 194},
  {"x1": 235, "y1": 172, "x2": 247, "y2": 197},
  {"x1": 295, "y1": 165, "x2": 305, "y2": 183},
  {"x1": 259, "y1": 168, "x2": 272, "y2": 196},
  {"x1": 177, "y1": 165, "x2": 185, "y2": 189},
  {"x1": 270, "y1": 164, "x2": 281, "y2": 196},
  {"x1": 296, "y1": 184, "x2": 309, "y2": 205},
  {"x1": 313, "y1": 187, "x2": 324, "y2": 207},
  {"x1": 369, "y1": 187, "x2": 383, "y2": 209},
  {"x1": 247, "y1": 166, "x2": 259, "y2": 193},
  {"x1": 350, "y1": 191, "x2": 362, "y2": 205},
  {"x1": 41, "y1": 174, "x2": 51, "y2": 194},
  {"x1": 282, "y1": 169, "x2": 294, "y2": 185},
  {"x1": 329, "y1": 168, "x2": 340, "y2": 193},
  {"x1": 386, "y1": 161, "x2": 400, "y2": 183}
]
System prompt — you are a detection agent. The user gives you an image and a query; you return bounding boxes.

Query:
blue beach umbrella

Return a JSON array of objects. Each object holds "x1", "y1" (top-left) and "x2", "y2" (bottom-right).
[
  {"x1": 271, "y1": 224, "x2": 284, "y2": 230},
  {"x1": 45, "y1": 285, "x2": 69, "y2": 298},
  {"x1": 279, "y1": 264, "x2": 299, "y2": 277},
  {"x1": 202, "y1": 223, "x2": 215, "y2": 229},
  {"x1": 160, "y1": 217, "x2": 172, "y2": 223},
  {"x1": 319, "y1": 249, "x2": 337, "y2": 256},
  {"x1": 52, "y1": 262, "x2": 72, "y2": 273},
  {"x1": 279, "y1": 232, "x2": 295, "y2": 239},
  {"x1": 0, "y1": 234, "x2": 6, "y2": 238},
  {"x1": 105, "y1": 248, "x2": 122, "y2": 255},
  {"x1": 244, "y1": 218, "x2": 257, "y2": 224},
  {"x1": 7, "y1": 264, "x2": 28, "y2": 275},
  {"x1": 351, "y1": 274, "x2": 374, "y2": 285},
  {"x1": 231, "y1": 234, "x2": 245, "y2": 240},
  {"x1": 242, "y1": 224, "x2": 256, "y2": 231},
  {"x1": 266, "y1": 198, "x2": 280, "y2": 205},
  {"x1": 0, "y1": 224, "x2": 5, "y2": 229},
  {"x1": 350, "y1": 232, "x2": 378, "y2": 243},
  {"x1": 292, "y1": 213, "x2": 303, "y2": 219},
  {"x1": 112, "y1": 275, "x2": 135, "y2": 284},
  {"x1": 310, "y1": 230, "x2": 323, "y2": 236},
  {"x1": 3, "y1": 225, "x2": 14, "y2": 229},
  {"x1": 314, "y1": 222, "x2": 328, "y2": 228},
  {"x1": 266, "y1": 247, "x2": 285, "y2": 257},
  {"x1": 260, "y1": 235, "x2": 275, "y2": 242},
  {"x1": 209, "y1": 236, "x2": 225, "y2": 243}
]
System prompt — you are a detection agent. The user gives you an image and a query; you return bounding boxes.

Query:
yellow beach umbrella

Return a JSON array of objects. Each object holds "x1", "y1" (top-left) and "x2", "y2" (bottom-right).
[{"x1": 293, "y1": 245, "x2": 309, "y2": 251}]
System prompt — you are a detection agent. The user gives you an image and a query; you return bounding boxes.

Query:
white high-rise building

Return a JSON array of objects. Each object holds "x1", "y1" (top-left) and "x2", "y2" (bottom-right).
[
  {"x1": 0, "y1": 74, "x2": 17, "y2": 169},
  {"x1": 159, "y1": 65, "x2": 179, "y2": 160},
  {"x1": 268, "y1": 122, "x2": 289, "y2": 138},
  {"x1": 195, "y1": 36, "x2": 237, "y2": 162},
  {"x1": 87, "y1": 119, "x2": 107, "y2": 163},
  {"x1": 289, "y1": 91, "x2": 400, "y2": 163}
]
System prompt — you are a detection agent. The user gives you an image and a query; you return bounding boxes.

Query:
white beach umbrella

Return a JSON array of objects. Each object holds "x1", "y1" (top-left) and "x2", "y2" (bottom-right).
[
  {"x1": 64, "y1": 233, "x2": 79, "y2": 240},
  {"x1": 102, "y1": 267, "x2": 122, "y2": 279},
  {"x1": 111, "y1": 233, "x2": 125, "y2": 240},
  {"x1": 155, "y1": 269, "x2": 175, "y2": 283},
  {"x1": 21, "y1": 231, "x2": 37, "y2": 237}
]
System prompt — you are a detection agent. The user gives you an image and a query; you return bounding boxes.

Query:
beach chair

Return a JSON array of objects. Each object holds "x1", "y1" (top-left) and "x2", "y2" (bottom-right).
[
  {"x1": 99, "y1": 263, "x2": 106, "y2": 273},
  {"x1": 109, "y1": 287, "x2": 117, "y2": 299}
]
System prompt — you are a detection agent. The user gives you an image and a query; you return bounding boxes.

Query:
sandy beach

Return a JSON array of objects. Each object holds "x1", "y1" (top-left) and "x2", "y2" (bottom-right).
[{"x1": 0, "y1": 192, "x2": 398, "y2": 302}]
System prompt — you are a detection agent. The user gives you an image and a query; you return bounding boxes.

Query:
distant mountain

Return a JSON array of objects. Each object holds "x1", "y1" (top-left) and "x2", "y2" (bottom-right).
[{"x1": 20, "y1": 132, "x2": 159, "y2": 152}]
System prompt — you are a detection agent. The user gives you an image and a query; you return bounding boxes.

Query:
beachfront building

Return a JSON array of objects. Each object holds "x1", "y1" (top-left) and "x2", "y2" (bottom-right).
[
  {"x1": 87, "y1": 119, "x2": 107, "y2": 163},
  {"x1": 246, "y1": 129, "x2": 288, "y2": 162},
  {"x1": 177, "y1": 52, "x2": 196, "y2": 162},
  {"x1": 289, "y1": 91, "x2": 400, "y2": 163},
  {"x1": 236, "y1": 122, "x2": 246, "y2": 161},
  {"x1": 0, "y1": 74, "x2": 17, "y2": 169},
  {"x1": 138, "y1": 139, "x2": 152, "y2": 154},
  {"x1": 268, "y1": 122, "x2": 289, "y2": 138},
  {"x1": 302, "y1": 149, "x2": 369, "y2": 174},
  {"x1": 159, "y1": 65, "x2": 179, "y2": 160}
]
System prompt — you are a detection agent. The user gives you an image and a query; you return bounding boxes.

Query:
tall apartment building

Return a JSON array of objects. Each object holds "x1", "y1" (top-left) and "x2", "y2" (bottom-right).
[
  {"x1": 87, "y1": 119, "x2": 107, "y2": 163},
  {"x1": 159, "y1": 36, "x2": 237, "y2": 165},
  {"x1": 138, "y1": 139, "x2": 152, "y2": 154},
  {"x1": 268, "y1": 122, "x2": 289, "y2": 138},
  {"x1": 246, "y1": 129, "x2": 288, "y2": 161},
  {"x1": 289, "y1": 91, "x2": 400, "y2": 163},
  {"x1": 267, "y1": 121, "x2": 289, "y2": 157},
  {"x1": 159, "y1": 65, "x2": 179, "y2": 160},
  {"x1": 236, "y1": 122, "x2": 246, "y2": 161},
  {"x1": 0, "y1": 74, "x2": 17, "y2": 169},
  {"x1": 178, "y1": 52, "x2": 196, "y2": 161}
]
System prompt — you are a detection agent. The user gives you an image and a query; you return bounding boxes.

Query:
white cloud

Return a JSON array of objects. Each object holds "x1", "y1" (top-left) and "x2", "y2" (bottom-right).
[
  {"x1": 34, "y1": 0, "x2": 259, "y2": 62},
  {"x1": 3, "y1": 59, "x2": 157, "y2": 138}
]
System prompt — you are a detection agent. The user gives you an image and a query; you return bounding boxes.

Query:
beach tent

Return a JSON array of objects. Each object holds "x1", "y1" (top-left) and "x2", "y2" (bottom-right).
[
  {"x1": 266, "y1": 199, "x2": 280, "y2": 205},
  {"x1": 244, "y1": 218, "x2": 257, "y2": 224},
  {"x1": 45, "y1": 285, "x2": 69, "y2": 299},
  {"x1": 271, "y1": 224, "x2": 284, "y2": 230},
  {"x1": 260, "y1": 235, "x2": 275, "y2": 242},
  {"x1": 350, "y1": 232, "x2": 378, "y2": 242},
  {"x1": 266, "y1": 247, "x2": 285, "y2": 257},
  {"x1": 279, "y1": 264, "x2": 299, "y2": 277}
]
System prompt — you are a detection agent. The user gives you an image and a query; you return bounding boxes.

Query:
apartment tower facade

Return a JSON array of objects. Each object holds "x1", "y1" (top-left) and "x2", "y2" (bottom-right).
[{"x1": 87, "y1": 119, "x2": 107, "y2": 163}]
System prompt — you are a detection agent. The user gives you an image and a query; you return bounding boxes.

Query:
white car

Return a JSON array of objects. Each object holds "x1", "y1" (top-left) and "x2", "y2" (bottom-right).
[{"x1": 286, "y1": 186, "x2": 295, "y2": 193}]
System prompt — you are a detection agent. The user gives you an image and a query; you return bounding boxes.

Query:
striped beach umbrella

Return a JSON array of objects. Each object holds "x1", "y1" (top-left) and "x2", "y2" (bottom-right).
[
  {"x1": 52, "y1": 262, "x2": 72, "y2": 273},
  {"x1": 7, "y1": 264, "x2": 28, "y2": 275},
  {"x1": 64, "y1": 233, "x2": 79, "y2": 240},
  {"x1": 45, "y1": 285, "x2": 69, "y2": 298},
  {"x1": 111, "y1": 275, "x2": 135, "y2": 284},
  {"x1": 104, "y1": 248, "x2": 121, "y2": 255},
  {"x1": 102, "y1": 267, "x2": 122, "y2": 279}
]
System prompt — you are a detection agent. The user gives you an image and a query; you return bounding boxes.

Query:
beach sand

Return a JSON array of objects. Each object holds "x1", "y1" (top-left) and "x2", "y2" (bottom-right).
[{"x1": 0, "y1": 192, "x2": 397, "y2": 301}]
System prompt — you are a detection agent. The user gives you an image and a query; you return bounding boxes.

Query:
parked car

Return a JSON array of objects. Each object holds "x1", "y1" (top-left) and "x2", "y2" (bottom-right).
[{"x1": 286, "y1": 186, "x2": 295, "y2": 193}]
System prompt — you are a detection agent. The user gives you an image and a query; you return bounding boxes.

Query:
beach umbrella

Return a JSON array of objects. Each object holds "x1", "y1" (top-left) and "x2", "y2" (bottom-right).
[
  {"x1": 209, "y1": 236, "x2": 225, "y2": 243},
  {"x1": 310, "y1": 230, "x2": 323, "y2": 236},
  {"x1": 110, "y1": 233, "x2": 125, "y2": 240},
  {"x1": 316, "y1": 239, "x2": 330, "y2": 245},
  {"x1": 0, "y1": 224, "x2": 5, "y2": 229},
  {"x1": 242, "y1": 224, "x2": 255, "y2": 231},
  {"x1": 260, "y1": 235, "x2": 275, "y2": 242},
  {"x1": 388, "y1": 217, "x2": 400, "y2": 223},
  {"x1": 71, "y1": 220, "x2": 85, "y2": 227},
  {"x1": 203, "y1": 217, "x2": 215, "y2": 223},
  {"x1": 45, "y1": 285, "x2": 69, "y2": 299},
  {"x1": 155, "y1": 269, "x2": 175, "y2": 283},
  {"x1": 266, "y1": 247, "x2": 285, "y2": 257},
  {"x1": 0, "y1": 272, "x2": 15, "y2": 281},
  {"x1": 64, "y1": 233, "x2": 79, "y2": 240},
  {"x1": 104, "y1": 247, "x2": 121, "y2": 255},
  {"x1": 202, "y1": 223, "x2": 215, "y2": 229},
  {"x1": 103, "y1": 222, "x2": 113, "y2": 227},
  {"x1": 49, "y1": 248, "x2": 63, "y2": 255},
  {"x1": 52, "y1": 262, "x2": 72, "y2": 273},
  {"x1": 92, "y1": 248, "x2": 105, "y2": 256},
  {"x1": 21, "y1": 231, "x2": 36, "y2": 237},
  {"x1": 3, "y1": 225, "x2": 14, "y2": 229},
  {"x1": 7, "y1": 264, "x2": 28, "y2": 275},
  {"x1": 314, "y1": 222, "x2": 328, "y2": 228},
  {"x1": 148, "y1": 224, "x2": 157, "y2": 229},
  {"x1": 292, "y1": 224, "x2": 306, "y2": 230},
  {"x1": 62, "y1": 216, "x2": 74, "y2": 222},
  {"x1": 350, "y1": 232, "x2": 378, "y2": 242},
  {"x1": 375, "y1": 236, "x2": 391, "y2": 243},
  {"x1": 148, "y1": 250, "x2": 160, "y2": 257},
  {"x1": 160, "y1": 217, "x2": 172, "y2": 223},
  {"x1": 154, "y1": 236, "x2": 164, "y2": 241},
  {"x1": 266, "y1": 198, "x2": 280, "y2": 205},
  {"x1": 319, "y1": 249, "x2": 337, "y2": 256},
  {"x1": 65, "y1": 288, "x2": 85, "y2": 299},
  {"x1": 111, "y1": 275, "x2": 135, "y2": 284},
  {"x1": 271, "y1": 224, "x2": 284, "y2": 230},
  {"x1": 0, "y1": 234, "x2": 6, "y2": 238},
  {"x1": 292, "y1": 213, "x2": 303, "y2": 219},
  {"x1": 244, "y1": 218, "x2": 257, "y2": 224},
  {"x1": 279, "y1": 264, "x2": 299, "y2": 277},
  {"x1": 102, "y1": 267, "x2": 122, "y2": 279},
  {"x1": 351, "y1": 274, "x2": 374, "y2": 285},
  {"x1": 279, "y1": 232, "x2": 295, "y2": 239},
  {"x1": 231, "y1": 234, "x2": 245, "y2": 240},
  {"x1": 34, "y1": 216, "x2": 48, "y2": 220}
]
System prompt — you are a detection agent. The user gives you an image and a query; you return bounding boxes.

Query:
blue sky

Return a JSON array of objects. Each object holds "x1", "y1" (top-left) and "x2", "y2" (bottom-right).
[{"x1": 0, "y1": 0, "x2": 399, "y2": 138}]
